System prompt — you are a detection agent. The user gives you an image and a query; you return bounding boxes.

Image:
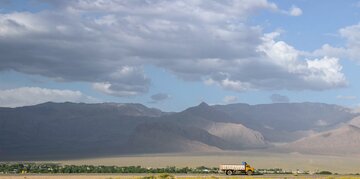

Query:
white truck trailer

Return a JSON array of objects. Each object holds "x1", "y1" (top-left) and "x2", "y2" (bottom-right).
[{"x1": 219, "y1": 162, "x2": 255, "y2": 175}]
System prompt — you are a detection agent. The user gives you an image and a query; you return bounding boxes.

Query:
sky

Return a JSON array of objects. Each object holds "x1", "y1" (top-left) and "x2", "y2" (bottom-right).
[{"x1": 0, "y1": 0, "x2": 360, "y2": 111}]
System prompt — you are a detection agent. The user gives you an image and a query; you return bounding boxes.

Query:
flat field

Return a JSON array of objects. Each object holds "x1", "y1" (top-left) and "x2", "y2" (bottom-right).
[
  {"x1": 53, "y1": 151, "x2": 360, "y2": 173},
  {"x1": 11, "y1": 150, "x2": 360, "y2": 174}
]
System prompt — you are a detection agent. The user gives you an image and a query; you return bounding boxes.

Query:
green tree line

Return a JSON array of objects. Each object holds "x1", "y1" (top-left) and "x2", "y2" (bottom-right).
[{"x1": 0, "y1": 163, "x2": 218, "y2": 174}]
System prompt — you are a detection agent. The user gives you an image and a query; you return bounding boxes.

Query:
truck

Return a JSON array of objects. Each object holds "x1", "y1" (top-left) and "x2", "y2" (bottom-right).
[{"x1": 219, "y1": 162, "x2": 255, "y2": 175}]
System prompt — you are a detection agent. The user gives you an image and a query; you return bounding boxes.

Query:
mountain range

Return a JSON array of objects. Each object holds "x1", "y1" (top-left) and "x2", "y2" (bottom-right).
[{"x1": 0, "y1": 101, "x2": 358, "y2": 160}]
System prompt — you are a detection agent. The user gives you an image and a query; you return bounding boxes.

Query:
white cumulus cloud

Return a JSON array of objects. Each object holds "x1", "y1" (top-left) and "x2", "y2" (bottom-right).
[
  {"x1": 257, "y1": 32, "x2": 347, "y2": 90},
  {"x1": 0, "y1": 87, "x2": 97, "y2": 107},
  {"x1": 223, "y1": 95, "x2": 238, "y2": 104},
  {"x1": 305, "y1": 57, "x2": 346, "y2": 88},
  {"x1": 312, "y1": 23, "x2": 360, "y2": 63},
  {"x1": 289, "y1": 6, "x2": 303, "y2": 16}
]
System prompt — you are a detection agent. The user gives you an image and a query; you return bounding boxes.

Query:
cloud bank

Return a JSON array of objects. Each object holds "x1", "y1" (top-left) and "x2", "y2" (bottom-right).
[
  {"x1": 313, "y1": 23, "x2": 360, "y2": 65},
  {"x1": 0, "y1": 0, "x2": 346, "y2": 97},
  {"x1": 0, "y1": 87, "x2": 96, "y2": 107},
  {"x1": 337, "y1": 95, "x2": 357, "y2": 100}
]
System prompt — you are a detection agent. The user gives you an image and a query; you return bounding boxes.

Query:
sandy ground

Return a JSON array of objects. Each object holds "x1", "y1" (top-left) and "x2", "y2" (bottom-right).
[{"x1": 6, "y1": 151, "x2": 360, "y2": 174}]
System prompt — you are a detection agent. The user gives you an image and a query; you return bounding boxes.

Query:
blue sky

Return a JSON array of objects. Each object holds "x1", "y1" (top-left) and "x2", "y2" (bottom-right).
[{"x1": 1, "y1": 0, "x2": 360, "y2": 111}]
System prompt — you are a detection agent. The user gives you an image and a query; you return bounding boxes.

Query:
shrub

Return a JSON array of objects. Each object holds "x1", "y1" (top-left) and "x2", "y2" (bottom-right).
[
  {"x1": 317, "y1": 171, "x2": 332, "y2": 175},
  {"x1": 158, "y1": 173, "x2": 175, "y2": 179}
]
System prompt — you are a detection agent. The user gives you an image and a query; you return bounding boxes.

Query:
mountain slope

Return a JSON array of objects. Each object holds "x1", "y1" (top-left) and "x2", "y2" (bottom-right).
[
  {"x1": 213, "y1": 103, "x2": 356, "y2": 142},
  {"x1": 349, "y1": 116, "x2": 360, "y2": 127},
  {"x1": 205, "y1": 122, "x2": 267, "y2": 148},
  {"x1": 126, "y1": 122, "x2": 224, "y2": 153},
  {"x1": 126, "y1": 102, "x2": 268, "y2": 153},
  {"x1": 168, "y1": 102, "x2": 268, "y2": 149},
  {"x1": 0, "y1": 102, "x2": 161, "y2": 159},
  {"x1": 282, "y1": 124, "x2": 360, "y2": 155}
]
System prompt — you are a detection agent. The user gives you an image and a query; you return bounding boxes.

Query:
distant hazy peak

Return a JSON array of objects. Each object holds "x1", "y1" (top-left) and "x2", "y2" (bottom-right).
[{"x1": 198, "y1": 102, "x2": 209, "y2": 107}]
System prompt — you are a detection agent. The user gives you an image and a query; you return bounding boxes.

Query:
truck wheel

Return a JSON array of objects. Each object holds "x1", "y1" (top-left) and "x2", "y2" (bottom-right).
[
  {"x1": 247, "y1": 171, "x2": 253, "y2": 175},
  {"x1": 226, "y1": 170, "x2": 233, "y2": 175}
]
